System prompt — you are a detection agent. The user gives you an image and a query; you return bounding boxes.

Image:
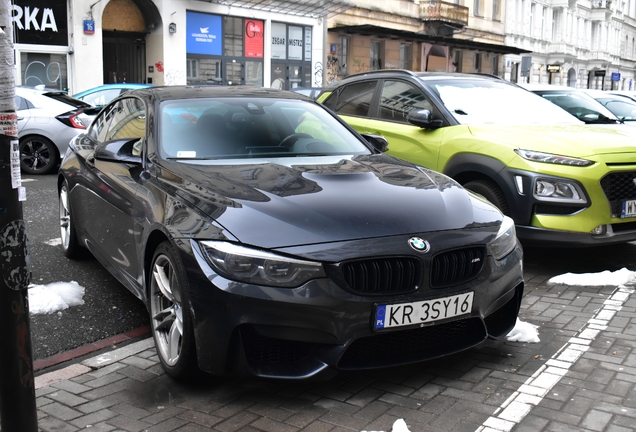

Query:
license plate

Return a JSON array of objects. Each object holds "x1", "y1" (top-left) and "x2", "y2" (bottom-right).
[
  {"x1": 374, "y1": 292, "x2": 474, "y2": 330},
  {"x1": 621, "y1": 199, "x2": 636, "y2": 218}
]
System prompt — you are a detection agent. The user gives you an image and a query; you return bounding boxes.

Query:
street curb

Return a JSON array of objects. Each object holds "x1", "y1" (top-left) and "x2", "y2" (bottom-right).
[
  {"x1": 33, "y1": 325, "x2": 150, "y2": 372},
  {"x1": 34, "y1": 337, "x2": 154, "y2": 389}
]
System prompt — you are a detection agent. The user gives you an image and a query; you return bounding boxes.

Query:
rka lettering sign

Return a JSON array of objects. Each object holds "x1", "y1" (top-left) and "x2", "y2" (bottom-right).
[{"x1": 12, "y1": 0, "x2": 67, "y2": 45}]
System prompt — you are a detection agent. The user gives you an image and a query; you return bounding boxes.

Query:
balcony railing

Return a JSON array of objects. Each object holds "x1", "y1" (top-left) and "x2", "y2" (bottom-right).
[{"x1": 419, "y1": 0, "x2": 469, "y2": 27}]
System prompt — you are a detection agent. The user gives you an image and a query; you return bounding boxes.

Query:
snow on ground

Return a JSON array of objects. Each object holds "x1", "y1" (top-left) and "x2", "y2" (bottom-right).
[
  {"x1": 363, "y1": 418, "x2": 411, "y2": 432},
  {"x1": 548, "y1": 267, "x2": 636, "y2": 287},
  {"x1": 28, "y1": 281, "x2": 85, "y2": 314}
]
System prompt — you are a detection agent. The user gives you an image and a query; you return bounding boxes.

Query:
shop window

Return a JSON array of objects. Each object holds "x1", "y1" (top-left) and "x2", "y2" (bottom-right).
[
  {"x1": 491, "y1": 55, "x2": 499, "y2": 76},
  {"x1": 224, "y1": 17, "x2": 243, "y2": 57},
  {"x1": 21, "y1": 52, "x2": 68, "y2": 90}
]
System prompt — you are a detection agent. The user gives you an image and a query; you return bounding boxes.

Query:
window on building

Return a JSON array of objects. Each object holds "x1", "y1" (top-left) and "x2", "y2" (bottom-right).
[
  {"x1": 492, "y1": 0, "x2": 500, "y2": 20},
  {"x1": 453, "y1": 50, "x2": 462, "y2": 72},
  {"x1": 186, "y1": 59, "x2": 198, "y2": 80},
  {"x1": 400, "y1": 44, "x2": 411, "y2": 69},
  {"x1": 541, "y1": 7, "x2": 546, "y2": 38},
  {"x1": 552, "y1": 9, "x2": 559, "y2": 40},
  {"x1": 529, "y1": 3, "x2": 535, "y2": 36},
  {"x1": 474, "y1": 0, "x2": 481, "y2": 16},
  {"x1": 338, "y1": 35, "x2": 349, "y2": 75},
  {"x1": 371, "y1": 40, "x2": 382, "y2": 70},
  {"x1": 473, "y1": 52, "x2": 481, "y2": 72}
]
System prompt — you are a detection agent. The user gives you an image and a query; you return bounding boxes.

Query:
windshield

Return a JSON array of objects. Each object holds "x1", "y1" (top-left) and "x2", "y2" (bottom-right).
[
  {"x1": 159, "y1": 98, "x2": 371, "y2": 160},
  {"x1": 423, "y1": 78, "x2": 582, "y2": 125}
]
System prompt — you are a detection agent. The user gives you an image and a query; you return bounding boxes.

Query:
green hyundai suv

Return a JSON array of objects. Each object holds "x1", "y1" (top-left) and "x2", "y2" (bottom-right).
[{"x1": 318, "y1": 70, "x2": 636, "y2": 246}]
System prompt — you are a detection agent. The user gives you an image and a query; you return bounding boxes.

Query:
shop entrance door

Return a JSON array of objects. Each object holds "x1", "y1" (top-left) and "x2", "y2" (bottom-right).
[{"x1": 103, "y1": 31, "x2": 146, "y2": 84}]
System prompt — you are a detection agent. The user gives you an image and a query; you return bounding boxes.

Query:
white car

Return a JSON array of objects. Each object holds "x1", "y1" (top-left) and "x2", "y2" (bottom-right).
[
  {"x1": 16, "y1": 86, "x2": 99, "y2": 174},
  {"x1": 518, "y1": 84, "x2": 633, "y2": 127}
]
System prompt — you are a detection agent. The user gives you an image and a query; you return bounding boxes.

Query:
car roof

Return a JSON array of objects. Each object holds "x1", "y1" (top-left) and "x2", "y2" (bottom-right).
[
  {"x1": 125, "y1": 85, "x2": 315, "y2": 103},
  {"x1": 73, "y1": 83, "x2": 151, "y2": 97},
  {"x1": 323, "y1": 69, "x2": 509, "y2": 90},
  {"x1": 519, "y1": 84, "x2": 583, "y2": 92}
]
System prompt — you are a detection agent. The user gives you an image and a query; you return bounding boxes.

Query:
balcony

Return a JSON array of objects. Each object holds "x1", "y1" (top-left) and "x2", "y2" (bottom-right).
[
  {"x1": 590, "y1": 0, "x2": 612, "y2": 21},
  {"x1": 419, "y1": 0, "x2": 469, "y2": 29}
]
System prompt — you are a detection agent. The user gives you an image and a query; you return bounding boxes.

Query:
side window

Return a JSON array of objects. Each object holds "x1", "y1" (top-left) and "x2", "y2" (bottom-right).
[
  {"x1": 379, "y1": 80, "x2": 433, "y2": 122},
  {"x1": 15, "y1": 96, "x2": 29, "y2": 110},
  {"x1": 333, "y1": 81, "x2": 377, "y2": 117},
  {"x1": 103, "y1": 97, "x2": 146, "y2": 142}
]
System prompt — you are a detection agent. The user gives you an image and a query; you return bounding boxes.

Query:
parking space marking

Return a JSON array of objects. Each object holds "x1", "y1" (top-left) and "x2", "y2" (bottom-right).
[{"x1": 476, "y1": 285, "x2": 634, "y2": 432}]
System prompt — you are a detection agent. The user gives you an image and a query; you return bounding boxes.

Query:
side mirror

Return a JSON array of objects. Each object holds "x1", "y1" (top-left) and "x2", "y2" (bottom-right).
[
  {"x1": 94, "y1": 138, "x2": 143, "y2": 164},
  {"x1": 361, "y1": 134, "x2": 389, "y2": 152},
  {"x1": 406, "y1": 109, "x2": 444, "y2": 129}
]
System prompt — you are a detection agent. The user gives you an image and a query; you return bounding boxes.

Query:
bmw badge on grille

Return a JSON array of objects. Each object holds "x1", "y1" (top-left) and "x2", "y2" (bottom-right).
[{"x1": 408, "y1": 237, "x2": 430, "y2": 252}]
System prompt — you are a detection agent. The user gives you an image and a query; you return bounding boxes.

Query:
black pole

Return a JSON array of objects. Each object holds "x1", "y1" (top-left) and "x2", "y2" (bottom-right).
[{"x1": 0, "y1": 0, "x2": 38, "y2": 429}]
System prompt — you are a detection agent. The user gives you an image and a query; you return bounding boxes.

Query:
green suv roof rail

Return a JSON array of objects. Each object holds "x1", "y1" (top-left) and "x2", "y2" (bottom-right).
[{"x1": 341, "y1": 69, "x2": 420, "y2": 80}]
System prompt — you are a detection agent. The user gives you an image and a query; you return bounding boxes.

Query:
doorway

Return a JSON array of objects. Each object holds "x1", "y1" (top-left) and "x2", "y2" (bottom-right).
[{"x1": 102, "y1": 31, "x2": 146, "y2": 84}]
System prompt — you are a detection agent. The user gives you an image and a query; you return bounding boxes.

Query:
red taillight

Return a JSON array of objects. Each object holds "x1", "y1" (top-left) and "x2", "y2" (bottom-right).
[{"x1": 56, "y1": 110, "x2": 87, "y2": 129}]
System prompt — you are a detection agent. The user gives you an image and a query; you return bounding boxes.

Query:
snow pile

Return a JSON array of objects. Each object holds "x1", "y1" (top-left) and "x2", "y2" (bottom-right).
[
  {"x1": 363, "y1": 418, "x2": 411, "y2": 432},
  {"x1": 28, "y1": 281, "x2": 85, "y2": 314},
  {"x1": 507, "y1": 319, "x2": 540, "y2": 343},
  {"x1": 549, "y1": 267, "x2": 636, "y2": 287}
]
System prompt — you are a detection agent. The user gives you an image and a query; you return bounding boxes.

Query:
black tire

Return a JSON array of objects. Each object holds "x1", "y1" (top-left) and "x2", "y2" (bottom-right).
[
  {"x1": 463, "y1": 179, "x2": 511, "y2": 216},
  {"x1": 20, "y1": 136, "x2": 58, "y2": 175},
  {"x1": 59, "y1": 181, "x2": 83, "y2": 259},
  {"x1": 149, "y1": 241, "x2": 199, "y2": 380}
]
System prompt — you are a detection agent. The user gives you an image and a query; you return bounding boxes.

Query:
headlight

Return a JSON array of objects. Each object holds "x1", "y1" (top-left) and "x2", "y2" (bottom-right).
[
  {"x1": 199, "y1": 241, "x2": 325, "y2": 288},
  {"x1": 488, "y1": 216, "x2": 517, "y2": 260},
  {"x1": 534, "y1": 178, "x2": 587, "y2": 203},
  {"x1": 514, "y1": 149, "x2": 594, "y2": 166}
]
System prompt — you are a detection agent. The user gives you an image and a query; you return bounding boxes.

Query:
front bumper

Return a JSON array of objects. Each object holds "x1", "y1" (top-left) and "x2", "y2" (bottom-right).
[
  {"x1": 180, "y1": 234, "x2": 524, "y2": 379},
  {"x1": 499, "y1": 163, "x2": 636, "y2": 246}
]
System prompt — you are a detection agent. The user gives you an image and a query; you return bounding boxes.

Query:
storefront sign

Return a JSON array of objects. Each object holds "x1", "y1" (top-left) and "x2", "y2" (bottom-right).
[
  {"x1": 612, "y1": 72, "x2": 621, "y2": 81},
  {"x1": 288, "y1": 26, "x2": 303, "y2": 60},
  {"x1": 186, "y1": 11, "x2": 222, "y2": 56},
  {"x1": 594, "y1": 70, "x2": 606, "y2": 77},
  {"x1": 304, "y1": 27, "x2": 312, "y2": 61},
  {"x1": 12, "y1": 0, "x2": 67, "y2": 45},
  {"x1": 271, "y1": 23, "x2": 286, "y2": 60},
  {"x1": 244, "y1": 19, "x2": 264, "y2": 58},
  {"x1": 547, "y1": 64, "x2": 560, "y2": 73}
]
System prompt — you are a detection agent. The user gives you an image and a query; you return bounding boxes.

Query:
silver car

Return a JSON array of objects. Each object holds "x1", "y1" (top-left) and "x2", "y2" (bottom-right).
[{"x1": 16, "y1": 86, "x2": 98, "y2": 174}]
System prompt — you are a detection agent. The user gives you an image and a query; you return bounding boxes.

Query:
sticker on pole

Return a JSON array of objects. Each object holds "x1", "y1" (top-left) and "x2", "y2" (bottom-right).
[
  {"x1": 0, "y1": 112, "x2": 18, "y2": 136},
  {"x1": 11, "y1": 139, "x2": 20, "y2": 188}
]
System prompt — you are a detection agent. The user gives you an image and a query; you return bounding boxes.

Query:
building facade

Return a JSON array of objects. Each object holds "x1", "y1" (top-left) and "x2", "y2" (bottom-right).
[
  {"x1": 504, "y1": 0, "x2": 636, "y2": 89},
  {"x1": 13, "y1": 0, "x2": 336, "y2": 94}
]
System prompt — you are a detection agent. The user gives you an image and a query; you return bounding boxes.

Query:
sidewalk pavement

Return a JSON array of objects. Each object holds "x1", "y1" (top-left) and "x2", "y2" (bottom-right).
[{"x1": 26, "y1": 275, "x2": 636, "y2": 432}]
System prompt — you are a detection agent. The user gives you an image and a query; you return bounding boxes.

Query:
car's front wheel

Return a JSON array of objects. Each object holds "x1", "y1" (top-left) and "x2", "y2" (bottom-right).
[
  {"x1": 59, "y1": 181, "x2": 82, "y2": 258},
  {"x1": 20, "y1": 136, "x2": 58, "y2": 175},
  {"x1": 149, "y1": 241, "x2": 199, "y2": 380},
  {"x1": 463, "y1": 179, "x2": 511, "y2": 216}
]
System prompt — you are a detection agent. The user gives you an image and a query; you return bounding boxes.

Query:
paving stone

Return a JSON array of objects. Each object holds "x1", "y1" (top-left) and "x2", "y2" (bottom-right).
[
  {"x1": 69, "y1": 408, "x2": 117, "y2": 429},
  {"x1": 581, "y1": 409, "x2": 613, "y2": 431}
]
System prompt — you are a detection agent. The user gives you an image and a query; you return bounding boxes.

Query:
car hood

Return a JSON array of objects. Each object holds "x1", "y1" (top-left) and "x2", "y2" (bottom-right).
[
  {"x1": 158, "y1": 154, "x2": 502, "y2": 249},
  {"x1": 467, "y1": 124, "x2": 636, "y2": 158}
]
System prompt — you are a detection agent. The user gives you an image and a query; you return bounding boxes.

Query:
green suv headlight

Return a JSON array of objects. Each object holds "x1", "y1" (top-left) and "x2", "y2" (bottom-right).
[
  {"x1": 200, "y1": 241, "x2": 325, "y2": 288},
  {"x1": 534, "y1": 178, "x2": 587, "y2": 203},
  {"x1": 488, "y1": 216, "x2": 517, "y2": 260},
  {"x1": 515, "y1": 149, "x2": 594, "y2": 166}
]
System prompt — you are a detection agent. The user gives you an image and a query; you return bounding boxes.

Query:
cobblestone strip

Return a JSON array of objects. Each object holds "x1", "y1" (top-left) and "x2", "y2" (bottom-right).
[{"x1": 476, "y1": 285, "x2": 634, "y2": 432}]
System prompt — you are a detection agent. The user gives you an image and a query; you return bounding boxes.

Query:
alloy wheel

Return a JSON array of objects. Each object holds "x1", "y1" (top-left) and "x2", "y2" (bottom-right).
[
  {"x1": 59, "y1": 186, "x2": 71, "y2": 251},
  {"x1": 150, "y1": 254, "x2": 184, "y2": 367}
]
